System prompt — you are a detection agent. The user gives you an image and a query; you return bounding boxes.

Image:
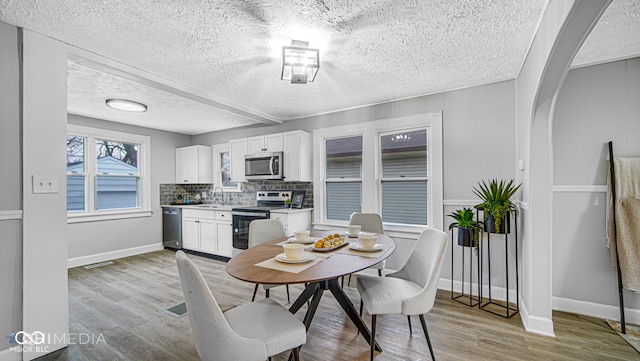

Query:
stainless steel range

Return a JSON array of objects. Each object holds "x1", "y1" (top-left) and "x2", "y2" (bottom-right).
[{"x1": 232, "y1": 191, "x2": 291, "y2": 249}]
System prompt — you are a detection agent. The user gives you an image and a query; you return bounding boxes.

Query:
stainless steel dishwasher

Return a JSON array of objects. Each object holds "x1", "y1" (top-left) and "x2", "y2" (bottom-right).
[{"x1": 162, "y1": 206, "x2": 182, "y2": 249}]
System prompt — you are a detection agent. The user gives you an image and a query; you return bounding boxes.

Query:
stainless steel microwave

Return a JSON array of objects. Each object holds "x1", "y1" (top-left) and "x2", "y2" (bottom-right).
[{"x1": 245, "y1": 151, "x2": 284, "y2": 180}]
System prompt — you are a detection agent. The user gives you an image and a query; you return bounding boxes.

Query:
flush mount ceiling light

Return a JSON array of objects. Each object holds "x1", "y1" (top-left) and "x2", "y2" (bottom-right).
[
  {"x1": 281, "y1": 40, "x2": 319, "y2": 84},
  {"x1": 105, "y1": 99, "x2": 147, "y2": 112}
]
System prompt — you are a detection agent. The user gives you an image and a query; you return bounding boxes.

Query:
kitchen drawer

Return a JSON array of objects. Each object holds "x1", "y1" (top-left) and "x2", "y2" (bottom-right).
[
  {"x1": 269, "y1": 213, "x2": 288, "y2": 226},
  {"x1": 182, "y1": 209, "x2": 216, "y2": 220},
  {"x1": 215, "y1": 210, "x2": 232, "y2": 221}
]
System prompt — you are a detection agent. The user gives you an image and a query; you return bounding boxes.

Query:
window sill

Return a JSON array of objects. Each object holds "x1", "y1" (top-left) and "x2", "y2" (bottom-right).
[
  {"x1": 68, "y1": 209, "x2": 153, "y2": 223},
  {"x1": 314, "y1": 222, "x2": 428, "y2": 239}
]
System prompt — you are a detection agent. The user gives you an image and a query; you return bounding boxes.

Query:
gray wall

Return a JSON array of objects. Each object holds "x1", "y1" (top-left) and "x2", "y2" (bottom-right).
[
  {"x1": 67, "y1": 115, "x2": 190, "y2": 260},
  {"x1": 193, "y1": 80, "x2": 518, "y2": 288},
  {"x1": 0, "y1": 21, "x2": 22, "y2": 353},
  {"x1": 553, "y1": 58, "x2": 640, "y2": 312}
]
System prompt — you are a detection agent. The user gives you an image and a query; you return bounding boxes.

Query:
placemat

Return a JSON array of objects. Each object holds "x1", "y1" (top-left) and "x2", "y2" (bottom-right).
[
  {"x1": 255, "y1": 252, "x2": 332, "y2": 274},
  {"x1": 337, "y1": 243, "x2": 393, "y2": 258}
]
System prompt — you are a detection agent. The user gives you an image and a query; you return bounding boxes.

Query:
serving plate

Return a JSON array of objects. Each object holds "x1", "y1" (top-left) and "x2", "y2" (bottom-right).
[
  {"x1": 275, "y1": 252, "x2": 316, "y2": 264},
  {"x1": 349, "y1": 243, "x2": 383, "y2": 252},
  {"x1": 311, "y1": 241, "x2": 349, "y2": 252},
  {"x1": 286, "y1": 236, "x2": 320, "y2": 245}
]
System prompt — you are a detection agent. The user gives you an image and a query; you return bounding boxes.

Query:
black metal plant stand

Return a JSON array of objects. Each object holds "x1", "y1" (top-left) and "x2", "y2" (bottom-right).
[
  {"x1": 450, "y1": 226, "x2": 480, "y2": 307},
  {"x1": 478, "y1": 210, "x2": 519, "y2": 318}
]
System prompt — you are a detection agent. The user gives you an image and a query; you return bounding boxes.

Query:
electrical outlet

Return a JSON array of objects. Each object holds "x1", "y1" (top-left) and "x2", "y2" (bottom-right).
[{"x1": 32, "y1": 175, "x2": 58, "y2": 194}]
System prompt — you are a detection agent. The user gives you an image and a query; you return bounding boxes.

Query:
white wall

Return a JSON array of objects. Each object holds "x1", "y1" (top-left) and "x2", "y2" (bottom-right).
[
  {"x1": 552, "y1": 58, "x2": 640, "y2": 321},
  {"x1": 0, "y1": 21, "x2": 22, "y2": 358},
  {"x1": 66, "y1": 115, "x2": 190, "y2": 265},
  {"x1": 22, "y1": 29, "x2": 69, "y2": 360}
]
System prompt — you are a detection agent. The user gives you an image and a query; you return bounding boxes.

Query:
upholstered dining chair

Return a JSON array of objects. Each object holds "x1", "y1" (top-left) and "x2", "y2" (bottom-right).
[
  {"x1": 249, "y1": 218, "x2": 290, "y2": 303},
  {"x1": 344, "y1": 212, "x2": 385, "y2": 287},
  {"x1": 356, "y1": 228, "x2": 448, "y2": 360},
  {"x1": 175, "y1": 250, "x2": 306, "y2": 361}
]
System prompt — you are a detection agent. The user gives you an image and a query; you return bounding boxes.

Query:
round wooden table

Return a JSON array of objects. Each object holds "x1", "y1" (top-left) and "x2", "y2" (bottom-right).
[{"x1": 226, "y1": 230, "x2": 395, "y2": 354}]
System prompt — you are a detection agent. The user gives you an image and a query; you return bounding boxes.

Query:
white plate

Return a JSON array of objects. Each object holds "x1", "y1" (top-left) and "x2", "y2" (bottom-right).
[
  {"x1": 286, "y1": 236, "x2": 320, "y2": 245},
  {"x1": 275, "y1": 252, "x2": 316, "y2": 264},
  {"x1": 349, "y1": 243, "x2": 383, "y2": 252}
]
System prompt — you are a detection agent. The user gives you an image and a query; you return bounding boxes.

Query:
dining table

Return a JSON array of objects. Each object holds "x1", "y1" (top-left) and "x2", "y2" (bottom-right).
[{"x1": 226, "y1": 230, "x2": 396, "y2": 354}]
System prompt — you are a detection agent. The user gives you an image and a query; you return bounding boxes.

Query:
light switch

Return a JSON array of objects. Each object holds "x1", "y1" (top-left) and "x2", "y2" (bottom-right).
[{"x1": 32, "y1": 175, "x2": 58, "y2": 194}]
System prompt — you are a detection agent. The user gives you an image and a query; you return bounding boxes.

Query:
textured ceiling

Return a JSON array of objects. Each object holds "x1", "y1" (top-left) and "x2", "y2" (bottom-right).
[{"x1": 0, "y1": 0, "x2": 638, "y2": 135}]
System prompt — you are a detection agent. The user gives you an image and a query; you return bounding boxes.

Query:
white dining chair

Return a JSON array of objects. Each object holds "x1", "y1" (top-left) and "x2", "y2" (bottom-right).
[
  {"x1": 344, "y1": 212, "x2": 385, "y2": 287},
  {"x1": 356, "y1": 228, "x2": 448, "y2": 360},
  {"x1": 249, "y1": 218, "x2": 291, "y2": 303},
  {"x1": 175, "y1": 250, "x2": 306, "y2": 361}
]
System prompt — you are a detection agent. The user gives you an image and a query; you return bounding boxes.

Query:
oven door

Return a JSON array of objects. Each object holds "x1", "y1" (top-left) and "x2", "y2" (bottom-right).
[{"x1": 232, "y1": 211, "x2": 269, "y2": 249}]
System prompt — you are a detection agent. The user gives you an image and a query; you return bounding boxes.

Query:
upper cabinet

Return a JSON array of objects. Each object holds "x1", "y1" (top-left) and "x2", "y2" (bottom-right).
[
  {"x1": 247, "y1": 133, "x2": 283, "y2": 153},
  {"x1": 229, "y1": 138, "x2": 247, "y2": 183},
  {"x1": 283, "y1": 130, "x2": 312, "y2": 182},
  {"x1": 176, "y1": 145, "x2": 213, "y2": 183},
  {"x1": 229, "y1": 130, "x2": 311, "y2": 182}
]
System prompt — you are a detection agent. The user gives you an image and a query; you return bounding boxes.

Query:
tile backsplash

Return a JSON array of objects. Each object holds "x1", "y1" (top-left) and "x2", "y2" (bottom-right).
[{"x1": 160, "y1": 181, "x2": 314, "y2": 208}]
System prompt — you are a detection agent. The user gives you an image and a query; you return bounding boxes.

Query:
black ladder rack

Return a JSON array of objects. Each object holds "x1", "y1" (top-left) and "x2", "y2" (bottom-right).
[{"x1": 608, "y1": 141, "x2": 627, "y2": 334}]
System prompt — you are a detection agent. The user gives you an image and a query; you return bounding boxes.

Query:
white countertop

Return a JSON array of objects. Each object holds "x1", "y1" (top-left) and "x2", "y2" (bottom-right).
[
  {"x1": 269, "y1": 208, "x2": 313, "y2": 214},
  {"x1": 161, "y1": 204, "x2": 313, "y2": 213}
]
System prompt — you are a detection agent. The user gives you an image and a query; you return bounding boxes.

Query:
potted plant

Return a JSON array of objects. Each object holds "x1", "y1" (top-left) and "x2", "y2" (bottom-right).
[
  {"x1": 448, "y1": 208, "x2": 481, "y2": 247},
  {"x1": 473, "y1": 179, "x2": 521, "y2": 234}
]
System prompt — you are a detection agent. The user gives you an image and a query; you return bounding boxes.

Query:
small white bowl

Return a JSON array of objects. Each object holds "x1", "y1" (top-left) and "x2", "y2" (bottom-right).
[
  {"x1": 294, "y1": 230, "x2": 310, "y2": 241},
  {"x1": 358, "y1": 232, "x2": 377, "y2": 249},
  {"x1": 283, "y1": 243, "x2": 305, "y2": 259}
]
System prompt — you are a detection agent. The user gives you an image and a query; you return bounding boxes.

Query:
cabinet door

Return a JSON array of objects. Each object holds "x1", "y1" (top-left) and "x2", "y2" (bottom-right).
[
  {"x1": 283, "y1": 131, "x2": 312, "y2": 182},
  {"x1": 199, "y1": 218, "x2": 217, "y2": 253},
  {"x1": 183, "y1": 217, "x2": 200, "y2": 250},
  {"x1": 176, "y1": 146, "x2": 198, "y2": 183},
  {"x1": 247, "y1": 136, "x2": 266, "y2": 153},
  {"x1": 216, "y1": 221, "x2": 233, "y2": 257},
  {"x1": 265, "y1": 133, "x2": 284, "y2": 152},
  {"x1": 229, "y1": 138, "x2": 247, "y2": 182}
]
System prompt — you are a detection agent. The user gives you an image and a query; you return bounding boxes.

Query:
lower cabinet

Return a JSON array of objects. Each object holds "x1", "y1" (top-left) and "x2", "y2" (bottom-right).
[
  {"x1": 269, "y1": 209, "x2": 313, "y2": 236},
  {"x1": 182, "y1": 209, "x2": 232, "y2": 257}
]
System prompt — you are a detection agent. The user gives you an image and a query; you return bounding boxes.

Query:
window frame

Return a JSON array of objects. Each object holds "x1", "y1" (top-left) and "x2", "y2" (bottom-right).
[
  {"x1": 212, "y1": 143, "x2": 242, "y2": 192},
  {"x1": 67, "y1": 124, "x2": 152, "y2": 223},
  {"x1": 313, "y1": 112, "x2": 443, "y2": 234}
]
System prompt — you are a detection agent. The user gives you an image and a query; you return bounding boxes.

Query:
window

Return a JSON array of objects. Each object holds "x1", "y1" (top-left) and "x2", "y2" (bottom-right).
[
  {"x1": 67, "y1": 125, "x2": 151, "y2": 222},
  {"x1": 325, "y1": 136, "x2": 363, "y2": 221},
  {"x1": 313, "y1": 112, "x2": 443, "y2": 232},
  {"x1": 380, "y1": 129, "x2": 428, "y2": 225},
  {"x1": 213, "y1": 144, "x2": 241, "y2": 192}
]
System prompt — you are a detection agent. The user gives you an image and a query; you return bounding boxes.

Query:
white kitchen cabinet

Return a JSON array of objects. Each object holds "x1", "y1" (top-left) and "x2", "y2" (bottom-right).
[
  {"x1": 176, "y1": 145, "x2": 213, "y2": 183},
  {"x1": 283, "y1": 130, "x2": 312, "y2": 182},
  {"x1": 183, "y1": 209, "x2": 232, "y2": 257},
  {"x1": 270, "y1": 209, "x2": 312, "y2": 236},
  {"x1": 229, "y1": 138, "x2": 247, "y2": 183},
  {"x1": 247, "y1": 133, "x2": 283, "y2": 153}
]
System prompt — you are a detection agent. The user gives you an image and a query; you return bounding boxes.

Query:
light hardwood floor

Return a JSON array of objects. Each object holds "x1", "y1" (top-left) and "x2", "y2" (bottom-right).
[{"x1": 39, "y1": 249, "x2": 639, "y2": 361}]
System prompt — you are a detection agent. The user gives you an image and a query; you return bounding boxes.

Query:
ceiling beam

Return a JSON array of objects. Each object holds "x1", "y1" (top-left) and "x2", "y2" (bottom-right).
[{"x1": 67, "y1": 46, "x2": 281, "y2": 126}]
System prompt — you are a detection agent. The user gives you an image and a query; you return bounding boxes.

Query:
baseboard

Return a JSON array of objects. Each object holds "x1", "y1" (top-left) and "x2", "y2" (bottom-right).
[
  {"x1": 520, "y1": 302, "x2": 556, "y2": 337},
  {"x1": 0, "y1": 347, "x2": 22, "y2": 361},
  {"x1": 68, "y1": 243, "x2": 164, "y2": 268},
  {"x1": 553, "y1": 296, "x2": 640, "y2": 325},
  {"x1": 438, "y1": 278, "x2": 518, "y2": 302}
]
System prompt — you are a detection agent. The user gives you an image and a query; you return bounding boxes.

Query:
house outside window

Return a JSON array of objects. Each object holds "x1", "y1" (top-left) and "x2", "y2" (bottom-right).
[
  {"x1": 313, "y1": 112, "x2": 443, "y2": 233},
  {"x1": 67, "y1": 125, "x2": 151, "y2": 222},
  {"x1": 213, "y1": 144, "x2": 242, "y2": 192}
]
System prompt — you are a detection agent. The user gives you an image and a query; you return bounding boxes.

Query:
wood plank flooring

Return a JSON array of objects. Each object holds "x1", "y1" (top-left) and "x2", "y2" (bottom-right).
[{"x1": 39, "y1": 249, "x2": 639, "y2": 361}]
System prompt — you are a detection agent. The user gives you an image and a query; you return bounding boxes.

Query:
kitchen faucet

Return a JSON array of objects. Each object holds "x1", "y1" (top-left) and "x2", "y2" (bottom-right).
[{"x1": 212, "y1": 187, "x2": 226, "y2": 205}]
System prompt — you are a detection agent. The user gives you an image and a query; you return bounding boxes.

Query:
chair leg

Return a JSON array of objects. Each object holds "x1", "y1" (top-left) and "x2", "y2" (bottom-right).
[
  {"x1": 286, "y1": 285, "x2": 291, "y2": 303},
  {"x1": 291, "y1": 346, "x2": 301, "y2": 361},
  {"x1": 370, "y1": 314, "x2": 377, "y2": 361},
  {"x1": 378, "y1": 269, "x2": 382, "y2": 277},
  {"x1": 419, "y1": 314, "x2": 436, "y2": 361},
  {"x1": 407, "y1": 315, "x2": 412, "y2": 334},
  {"x1": 251, "y1": 284, "x2": 259, "y2": 302},
  {"x1": 265, "y1": 288, "x2": 270, "y2": 298},
  {"x1": 357, "y1": 300, "x2": 363, "y2": 336},
  {"x1": 348, "y1": 273, "x2": 352, "y2": 287}
]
